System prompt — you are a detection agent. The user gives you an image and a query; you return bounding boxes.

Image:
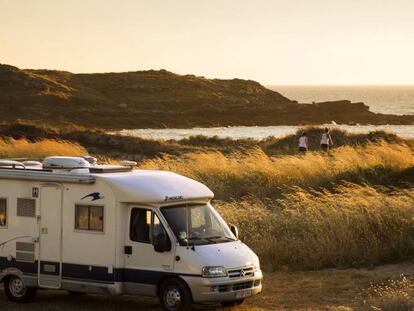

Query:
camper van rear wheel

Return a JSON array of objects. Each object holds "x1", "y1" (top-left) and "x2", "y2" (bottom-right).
[
  {"x1": 4, "y1": 275, "x2": 37, "y2": 303},
  {"x1": 160, "y1": 278, "x2": 192, "y2": 311}
]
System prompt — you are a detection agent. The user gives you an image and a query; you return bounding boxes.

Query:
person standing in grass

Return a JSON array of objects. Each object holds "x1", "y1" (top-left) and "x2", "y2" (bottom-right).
[
  {"x1": 320, "y1": 128, "x2": 333, "y2": 152},
  {"x1": 298, "y1": 132, "x2": 308, "y2": 153}
]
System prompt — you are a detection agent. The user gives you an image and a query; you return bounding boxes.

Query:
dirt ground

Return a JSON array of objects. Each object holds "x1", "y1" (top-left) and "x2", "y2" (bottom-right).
[{"x1": 1, "y1": 262, "x2": 414, "y2": 311}]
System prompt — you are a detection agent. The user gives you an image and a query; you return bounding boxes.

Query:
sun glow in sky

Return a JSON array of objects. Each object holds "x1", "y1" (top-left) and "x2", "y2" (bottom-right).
[{"x1": 1, "y1": 0, "x2": 414, "y2": 85}]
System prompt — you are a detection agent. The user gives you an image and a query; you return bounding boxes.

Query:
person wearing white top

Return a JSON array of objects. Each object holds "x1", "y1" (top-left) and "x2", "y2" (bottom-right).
[
  {"x1": 298, "y1": 132, "x2": 308, "y2": 153},
  {"x1": 320, "y1": 128, "x2": 333, "y2": 152}
]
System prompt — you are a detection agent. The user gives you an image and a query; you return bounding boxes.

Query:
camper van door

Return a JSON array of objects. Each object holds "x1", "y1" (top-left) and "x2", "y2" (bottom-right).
[
  {"x1": 124, "y1": 207, "x2": 175, "y2": 295},
  {"x1": 38, "y1": 184, "x2": 63, "y2": 288}
]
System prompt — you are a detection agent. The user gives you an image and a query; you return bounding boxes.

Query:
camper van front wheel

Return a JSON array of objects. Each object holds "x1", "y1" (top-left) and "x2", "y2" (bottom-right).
[
  {"x1": 4, "y1": 275, "x2": 37, "y2": 303},
  {"x1": 159, "y1": 278, "x2": 192, "y2": 311}
]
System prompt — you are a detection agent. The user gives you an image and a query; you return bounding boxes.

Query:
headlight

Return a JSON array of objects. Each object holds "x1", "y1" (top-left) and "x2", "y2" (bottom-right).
[{"x1": 202, "y1": 266, "x2": 227, "y2": 278}]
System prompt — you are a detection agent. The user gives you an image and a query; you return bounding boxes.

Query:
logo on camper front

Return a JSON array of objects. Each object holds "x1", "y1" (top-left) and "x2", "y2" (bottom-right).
[
  {"x1": 164, "y1": 195, "x2": 184, "y2": 202},
  {"x1": 81, "y1": 192, "x2": 104, "y2": 201}
]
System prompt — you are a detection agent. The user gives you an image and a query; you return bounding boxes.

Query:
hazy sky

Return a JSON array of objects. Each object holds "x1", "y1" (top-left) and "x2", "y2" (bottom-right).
[{"x1": 1, "y1": 0, "x2": 414, "y2": 85}]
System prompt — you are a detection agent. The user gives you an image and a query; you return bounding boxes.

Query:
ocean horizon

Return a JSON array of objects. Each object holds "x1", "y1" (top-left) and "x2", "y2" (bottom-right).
[{"x1": 269, "y1": 85, "x2": 414, "y2": 116}]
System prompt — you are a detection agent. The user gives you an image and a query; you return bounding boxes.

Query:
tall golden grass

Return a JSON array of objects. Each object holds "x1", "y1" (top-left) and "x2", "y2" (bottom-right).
[
  {"x1": 139, "y1": 141, "x2": 414, "y2": 200},
  {"x1": 140, "y1": 141, "x2": 414, "y2": 270},
  {"x1": 1, "y1": 136, "x2": 412, "y2": 272},
  {"x1": 0, "y1": 138, "x2": 87, "y2": 158},
  {"x1": 216, "y1": 184, "x2": 414, "y2": 270}
]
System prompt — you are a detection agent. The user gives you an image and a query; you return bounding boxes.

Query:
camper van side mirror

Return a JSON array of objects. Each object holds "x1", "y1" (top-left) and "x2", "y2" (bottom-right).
[
  {"x1": 153, "y1": 233, "x2": 171, "y2": 253},
  {"x1": 230, "y1": 225, "x2": 239, "y2": 239}
]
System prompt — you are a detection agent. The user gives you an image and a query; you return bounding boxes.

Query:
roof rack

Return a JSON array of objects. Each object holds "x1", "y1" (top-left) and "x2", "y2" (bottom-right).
[
  {"x1": 0, "y1": 156, "x2": 136, "y2": 181},
  {"x1": 0, "y1": 168, "x2": 95, "y2": 184},
  {"x1": 0, "y1": 160, "x2": 26, "y2": 169}
]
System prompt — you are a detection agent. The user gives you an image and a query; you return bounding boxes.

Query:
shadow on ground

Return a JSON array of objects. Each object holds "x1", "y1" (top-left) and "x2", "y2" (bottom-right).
[
  {"x1": 2, "y1": 262, "x2": 414, "y2": 310},
  {"x1": 0, "y1": 289, "x2": 229, "y2": 311}
]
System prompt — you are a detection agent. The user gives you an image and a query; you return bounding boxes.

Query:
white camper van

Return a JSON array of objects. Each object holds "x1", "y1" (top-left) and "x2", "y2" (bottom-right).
[{"x1": 0, "y1": 157, "x2": 262, "y2": 310}]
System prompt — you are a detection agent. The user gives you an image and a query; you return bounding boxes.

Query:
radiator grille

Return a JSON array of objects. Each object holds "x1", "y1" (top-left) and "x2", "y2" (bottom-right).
[
  {"x1": 17, "y1": 198, "x2": 36, "y2": 217},
  {"x1": 16, "y1": 242, "x2": 35, "y2": 252},
  {"x1": 16, "y1": 252, "x2": 35, "y2": 263},
  {"x1": 228, "y1": 266, "x2": 255, "y2": 279}
]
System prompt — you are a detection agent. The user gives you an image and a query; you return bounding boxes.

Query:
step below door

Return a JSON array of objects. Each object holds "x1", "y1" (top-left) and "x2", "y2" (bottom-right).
[{"x1": 38, "y1": 185, "x2": 62, "y2": 288}]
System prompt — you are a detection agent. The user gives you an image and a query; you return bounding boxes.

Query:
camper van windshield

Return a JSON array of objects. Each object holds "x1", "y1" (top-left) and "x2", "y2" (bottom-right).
[{"x1": 160, "y1": 204, "x2": 236, "y2": 246}]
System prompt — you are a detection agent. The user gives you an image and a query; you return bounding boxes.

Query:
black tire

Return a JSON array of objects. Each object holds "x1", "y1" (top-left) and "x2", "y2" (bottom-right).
[
  {"x1": 221, "y1": 299, "x2": 245, "y2": 307},
  {"x1": 159, "y1": 278, "x2": 192, "y2": 311},
  {"x1": 3, "y1": 275, "x2": 37, "y2": 303}
]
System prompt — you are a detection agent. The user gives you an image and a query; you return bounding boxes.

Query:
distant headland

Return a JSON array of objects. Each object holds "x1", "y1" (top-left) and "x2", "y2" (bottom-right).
[{"x1": 1, "y1": 64, "x2": 413, "y2": 129}]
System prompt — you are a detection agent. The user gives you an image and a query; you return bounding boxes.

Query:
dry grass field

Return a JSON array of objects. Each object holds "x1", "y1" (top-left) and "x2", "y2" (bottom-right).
[
  {"x1": 140, "y1": 141, "x2": 414, "y2": 271},
  {"x1": 0, "y1": 138, "x2": 86, "y2": 158},
  {"x1": 139, "y1": 141, "x2": 414, "y2": 200},
  {"x1": 0, "y1": 127, "x2": 413, "y2": 310}
]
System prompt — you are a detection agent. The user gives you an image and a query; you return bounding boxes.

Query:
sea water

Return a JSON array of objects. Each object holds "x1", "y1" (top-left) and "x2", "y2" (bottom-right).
[
  {"x1": 118, "y1": 86, "x2": 414, "y2": 140},
  {"x1": 119, "y1": 124, "x2": 414, "y2": 140},
  {"x1": 272, "y1": 85, "x2": 414, "y2": 116}
]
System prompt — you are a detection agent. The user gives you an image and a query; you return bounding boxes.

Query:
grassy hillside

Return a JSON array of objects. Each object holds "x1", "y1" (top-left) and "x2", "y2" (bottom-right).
[
  {"x1": 0, "y1": 64, "x2": 291, "y2": 128},
  {"x1": 1, "y1": 64, "x2": 414, "y2": 128}
]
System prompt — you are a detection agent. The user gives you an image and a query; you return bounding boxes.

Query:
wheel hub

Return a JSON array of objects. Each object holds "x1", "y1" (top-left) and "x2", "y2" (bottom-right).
[
  {"x1": 9, "y1": 277, "x2": 26, "y2": 297},
  {"x1": 165, "y1": 287, "x2": 181, "y2": 307}
]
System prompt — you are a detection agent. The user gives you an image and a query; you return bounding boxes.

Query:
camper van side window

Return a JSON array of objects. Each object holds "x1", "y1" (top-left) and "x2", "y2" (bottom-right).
[
  {"x1": 130, "y1": 209, "x2": 151, "y2": 243},
  {"x1": 130, "y1": 209, "x2": 169, "y2": 245},
  {"x1": 75, "y1": 204, "x2": 104, "y2": 232},
  {"x1": 0, "y1": 198, "x2": 6, "y2": 227}
]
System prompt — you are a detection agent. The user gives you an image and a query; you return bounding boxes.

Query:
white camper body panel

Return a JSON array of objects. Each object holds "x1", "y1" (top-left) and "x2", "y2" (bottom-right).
[
  {"x1": 1, "y1": 164, "x2": 262, "y2": 305},
  {"x1": 0, "y1": 176, "x2": 119, "y2": 294},
  {"x1": 0, "y1": 168, "x2": 215, "y2": 295}
]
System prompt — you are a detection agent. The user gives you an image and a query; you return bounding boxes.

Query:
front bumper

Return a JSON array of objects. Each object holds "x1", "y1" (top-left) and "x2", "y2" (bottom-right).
[{"x1": 181, "y1": 270, "x2": 263, "y2": 303}]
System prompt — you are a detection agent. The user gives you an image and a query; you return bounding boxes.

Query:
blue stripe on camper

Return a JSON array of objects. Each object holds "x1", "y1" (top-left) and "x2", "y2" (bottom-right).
[
  {"x1": 1, "y1": 257, "x2": 201, "y2": 285},
  {"x1": 115, "y1": 268, "x2": 201, "y2": 283},
  {"x1": 0, "y1": 257, "x2": 37, "y2": 274},
  {"x1": 62, "y1": 263, "x2": 115, "y2": 283},
  {"x1": 115, "y1": 268, "x2": 169, "y2": 284}
]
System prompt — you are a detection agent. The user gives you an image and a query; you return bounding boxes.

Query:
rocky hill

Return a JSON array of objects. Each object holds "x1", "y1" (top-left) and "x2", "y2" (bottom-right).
[{"x1": 0, "y1": 64, "x2": 413, "y2": 129}]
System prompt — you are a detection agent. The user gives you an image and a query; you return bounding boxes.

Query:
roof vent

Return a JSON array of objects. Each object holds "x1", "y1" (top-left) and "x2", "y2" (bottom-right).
[
  {"x1": 22, "y1": 161, "x2": 43, "y2": 167},
  {"x1": 43, "y1": 157, "x2": 91, "y2": 169}
]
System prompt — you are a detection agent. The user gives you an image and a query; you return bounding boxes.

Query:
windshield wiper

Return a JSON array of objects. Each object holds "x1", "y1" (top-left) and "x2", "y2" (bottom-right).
[
  {"x1": 205, "y1": 236, "x2": 236, "y2": 242},
  {"x1": 185, "y1": 237, "x2": 211, "y2": 243}
]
